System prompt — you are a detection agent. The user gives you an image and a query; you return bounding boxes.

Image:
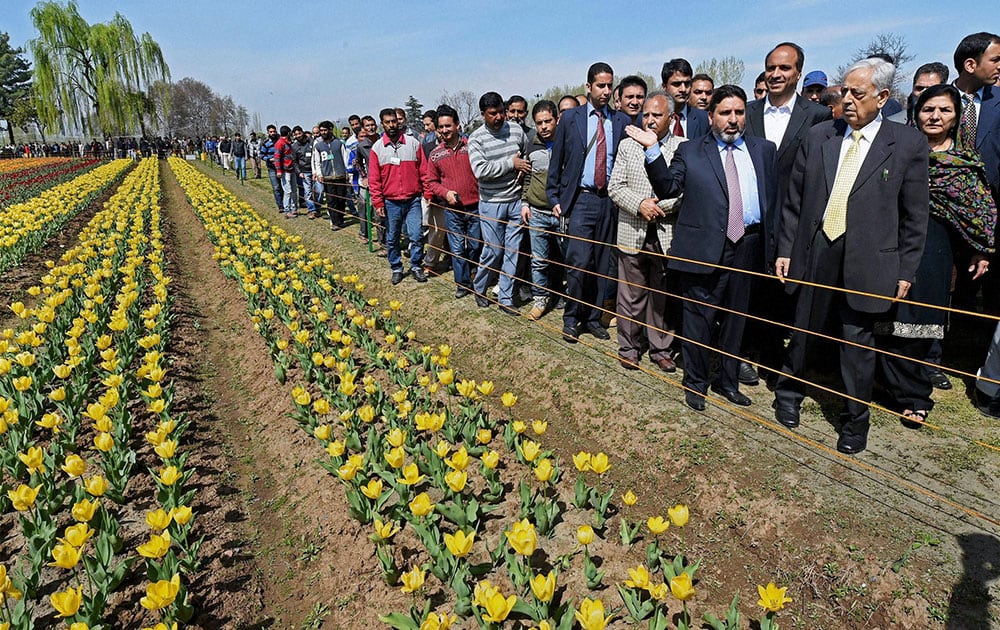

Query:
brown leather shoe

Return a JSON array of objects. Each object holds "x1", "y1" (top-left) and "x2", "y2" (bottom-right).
[
  {"x1": 654, "y1": 357, "x2": 677, "y2": 372},
  {"x1": 619, "y1": 356, "x2": 639, "y2": 370}
]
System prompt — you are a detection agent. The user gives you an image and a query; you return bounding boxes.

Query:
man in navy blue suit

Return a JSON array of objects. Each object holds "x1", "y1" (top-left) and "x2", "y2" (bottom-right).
[
  {"x1": 547, "y1": 62, "x2": 632, "y2": 342},
  {"x1": 954, "y1": 33, "x2": 1000, "y2": 314},
  {"x1": 628, "y1": 85, "x2": 778, "y2": 411},
  {"x1": 661, "y1": 59, "x2": 709, "y2": 139}
]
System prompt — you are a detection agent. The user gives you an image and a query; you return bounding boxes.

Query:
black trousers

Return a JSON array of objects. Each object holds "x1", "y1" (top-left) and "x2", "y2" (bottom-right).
[
  {"x1": 774, "y1": 233, "x2": 884, "y2": 443},
  {"x1": 679, "y1": 231, "x2": 760, "y2": 395},
  {"x1": 322, "y1": 178, "x2": 348, "y2": 227},
  {"x1": 563, "y1": 190, "x2": 615, "y2": 328}
]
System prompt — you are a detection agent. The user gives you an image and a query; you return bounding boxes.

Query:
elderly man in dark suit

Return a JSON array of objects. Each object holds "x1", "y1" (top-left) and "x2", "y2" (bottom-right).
[
  {"x1": 628, "y1": 85, "x2": 779, "y2": 411},
  {"x1": 773, "y1": 58, "x2": 930, "y2": 455},
  {"x1": 743, "y1": 43, "x2": 832, "y2": 384},
  {"x1": 547, "y1": 62, "x2": 632, "y2": 342}
]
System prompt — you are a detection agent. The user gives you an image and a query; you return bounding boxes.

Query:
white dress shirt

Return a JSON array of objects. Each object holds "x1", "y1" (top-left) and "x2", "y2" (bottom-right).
[
  {"x1": 836, "y1": 112, "x2": 882, "y2": 169},
  {"x1": 762, "y1": 94, "x2": 796, "y2": 146}
]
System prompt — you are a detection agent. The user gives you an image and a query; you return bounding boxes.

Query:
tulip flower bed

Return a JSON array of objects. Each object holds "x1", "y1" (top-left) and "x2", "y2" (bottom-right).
[
  {"x1": 0, "y1": 159, "x2": 104, "y2": 209},
  {"x1": 169, "y1": 157, "x2": 791, "y2": 630},
  {"x1": 0, "y1": 158, "x2": 70, "y2": 175},
  {"x1": 0, "y1": 158, "x2": 198, "y2": 629},
  {"x1": 0, "y1": 160, "x2": 132, "y2": 276}
]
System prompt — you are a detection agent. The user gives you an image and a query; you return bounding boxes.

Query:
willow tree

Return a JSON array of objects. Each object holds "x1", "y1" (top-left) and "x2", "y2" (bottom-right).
[{"x1": 29, "y1": 0, "x2": 170, "y2": 136}]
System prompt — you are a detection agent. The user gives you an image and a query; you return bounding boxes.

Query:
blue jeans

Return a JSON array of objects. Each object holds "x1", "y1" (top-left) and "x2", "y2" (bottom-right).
[
  {"x1": 298, "y1": 173, "x2": 316, "y2": 213},
  {"x1": 233, "y1": 156, "x2": 246, "y2": 180},
  {"x1": 528, "y1": 208, "x2": 564, "y2": 299},
  {"x1": 280, "y1": 172, "x2": 296, "y2": 214},
  {"x1": 473, "y1": 200, "x2": 522, "y2": 306},
  {"x1": 445, "y1": 206, "x2": 482, "y2": 289},
  {"x1": 385, "y1": 197, "x2": 424, "y2": 272},
  {"x1": 267, "y1": 168, "x2": 283, "y2": 210}
]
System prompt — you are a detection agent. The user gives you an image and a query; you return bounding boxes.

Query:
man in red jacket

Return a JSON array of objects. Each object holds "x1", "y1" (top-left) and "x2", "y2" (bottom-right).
[{"x1": 273, "y1": 125, "x2": 297, "y2": 218}]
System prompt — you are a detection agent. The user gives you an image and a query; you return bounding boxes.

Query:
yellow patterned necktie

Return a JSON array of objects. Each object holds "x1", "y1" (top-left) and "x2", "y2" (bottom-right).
[{"x1": 823, "y1": 130, "x2": 863, "y2": 241}]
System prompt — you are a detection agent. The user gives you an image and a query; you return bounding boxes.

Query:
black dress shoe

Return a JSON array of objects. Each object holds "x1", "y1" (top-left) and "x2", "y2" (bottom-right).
[
  {"x1": 499, "y1": 304, "x2": 519, "y2": 317},
  {"x1": 973, "y1": 389, "x2": 1000, "y2": 419},
  {"x1": 391, "y1": 271, "x2": 403, "y2": 285},
  {"x1": 772, "y1": 400, "x2": 800, "y2": 428},
  {"x1": 475, "y1": 296, "x2": 490, "y2": 308},
  {"x1": 685, "y1": 391, "x2": 706, "y2": 411},
  {"x1": 925, "y1": 367, "x2": 952, "y2": 390},
  {"x1": 836, "y1": 437, "x2": 866, "y2": 455},
  {"x1": 711, "y1": 386, "x2": 752, "y2": 406},
  {"x1": 562, "y1": 325, "x2": 579, "y2": 343},
  {"x1": 738, "y1": 361, "x2": 759, "y2": 385},
  {"x1": 455, "y1": 286, "x2": 470, "y2": 299},
  {"x1": 584, "y1": 323, "x2": 610, "y2": 340},
  {"x1": 413, "y1": 268, "x2": 428, "y2": 283}
]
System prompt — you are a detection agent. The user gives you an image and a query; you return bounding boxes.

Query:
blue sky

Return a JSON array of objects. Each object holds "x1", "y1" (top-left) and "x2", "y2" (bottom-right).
[{"x1": 4, "y1": 0, "x2": 992, "y2": 131}]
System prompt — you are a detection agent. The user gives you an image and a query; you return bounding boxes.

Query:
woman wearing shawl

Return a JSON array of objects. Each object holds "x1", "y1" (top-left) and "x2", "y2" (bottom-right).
[{"x1": 877, "y1": 84, "x2": 996, "y2": 427}]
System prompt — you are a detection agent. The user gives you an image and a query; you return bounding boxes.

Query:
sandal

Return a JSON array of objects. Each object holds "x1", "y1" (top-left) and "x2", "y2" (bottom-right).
[{"x1": 900, "y1": 409, "x2": 927, "y2": 430}]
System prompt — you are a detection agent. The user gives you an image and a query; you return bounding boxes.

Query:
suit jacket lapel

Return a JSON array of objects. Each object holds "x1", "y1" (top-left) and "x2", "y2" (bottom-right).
[
  {"x1": 821, "y1": 122, "x2": 845, "y2": 194},
  {"x1": 704, "y1": 135, "x2": 726, "y2": 192},
  {"x1": 851, "y1": 123, "x2": 894, "y2": 194},
  {"x1": 575, "y1": 108, "x2": 588, "y2": 148},
  {"x1": 747, "y1": 139, "x2": 768, "y2": 214}
]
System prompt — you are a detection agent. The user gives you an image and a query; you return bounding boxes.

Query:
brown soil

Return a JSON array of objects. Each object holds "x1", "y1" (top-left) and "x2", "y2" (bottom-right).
[{"x1": 156, "y1": 160, "x2": 999, "y2": 629}]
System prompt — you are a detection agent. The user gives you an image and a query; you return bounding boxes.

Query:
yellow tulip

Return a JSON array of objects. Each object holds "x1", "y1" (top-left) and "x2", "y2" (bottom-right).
[
  {"x1": 419, "y1": 611, "x2": 455, "y2": 630},
  {"x1": 312, "y1": 398, "x2": 331, "y2": 415},
  {"x1": 622, "y1": 490, "x2": 638, "y2": 506},
  {"x1": 455, "y1": 379, "x2": 476, "y2": 398},
  {"x1": 647, "y1": 516, "x2": 670, "y2": 535},
  {"x1": 18, "y1": 446, "x2": 45, "y2": 474},
  {"x1": 159, "y1": 465, "x2": 182, "y2": 486},
  {"x1": 444, "y1": 470, "x2": 467, "y2": 493},
  {"x1": 670, "y1": 573, "x2": 696, "y2": 601},
  {"x1": 49, "y1": 544, "x2": 82, "y2": 569},
  {"x1": 576, "y1": 524, "x2": 595, "y2": 546},
  {"x1": 68, "y1": 623, "x2": 90, "y2": 630},
  {"x1": 500, "y1": 392, "x2": 517, "y2": 407},
  {"x1": 624, "y1": 565, "x2": 651, "y2": 589},
  {"x1": 573, "y1": 451, "x2": 592, "y2": 472},
  {"x1": 590, "y1": 452, "x2": 611, "y2": 474},
  {"x1": 94, "y1": 432, "x2": 114, "y2": 452},
  {"x1": 400, "y1": 566, "x2": 426, "y2": 593},
  {"x1": 511, "y1": 420, "x2": 527, "y2": 434},
  {"x1": 0, "y1": 564, "x2": 22, "y2": 600},
  {"x1": 534, "y1": 458, "x2": 554, "y2": 483},
  {"x1": 313, "y1": 424, "x2": 332, "y2": 441},
  {"x1": 477, "y1": 583, "x2": 515, "y2": 623},
  {"x1": 443, "y1": 530, "x2": 475, "y2": 557},
  {"x1": 8, "y1": 484, "x2": 41, "y2": 511},
  {"x1": 50, "y1": 584, "x2": 83, "y2": 617},
  {"x1": 648, "y1": 582, "x2": 670, "y2": 600},
  {"x1": 146, "y1": 509, "x2": 172, "y2": 531},
  {"x1": 668, "y1": 504, "x2": 690, "y2": 528},
  {"x1": 373, "y1": 519, "x2": 400, "y2": 540},
  {"x1": 61, "y1": 523, "x2": 94, "y2": 548},
  {"x1": 408, "y1": 492, "x2": 435, "y2": 517},
  {"x1": 575, "y1": 597, "x2": 612, "y2": 630},
  {"x1": 385, "y1": 446, "x2": 405, "y2": 469},
  {"x1": 757, "y1": 582, "x2": 792, "y2": 612},
  {"x1": 530, "y1": 571, "x2": 556, "y2": 603},
  {"x1": 12, "y1": 376, "x2": 32, "y2": 392},
  {"x1": 154, "y1": 439, "x2": 177, "y2": 459},
  {"x1": 72, "y1": 499, "x2": 99, "y2": 522},
  {"x1": 480, "y1": 450, "x2": 500, "y2": 470},
  {"x1": 49, "y1": 386, "x2": 67, "y2": 402},
  {"x1": 477, "y1": 381, "x2": 495, "y2": 396},
  {"x1": 170, "y1": 505, "x2": 193, "y2": 526},
  {"x1": 327, "y1": 440, "x2": 346, "y2": 457},
  {"x1": 531, "y1": 420, "x2": 547, "y2": 435},
  {"x1": 505, "y1": 519, "x2": 537, "y2": 556},
  {"x1": 360, "y1": 479, "x2": 384, "y2": 499},
  {"x1": 433, "y1": 441, "x2": 451, "y2": 458},
  {"x1": 521, "y1": 440, "x2": 541, "y2": 462},
  {"x1": 437, "y1": 369, "x2": 454, "y2": 386},
  {"x1": 140, "y1": 574, "x2": 181, "y2": 610},
  {"x1": 475, "y1": 428, "x2": 492, "y2": 445},
  {"x1": 137, "y1": 532, "x2": 172, "y2": 559},
  {"x1": 397, "y1": 463, "x2": 425, "y2": 486},
  {"x1": 445, "y1": 446, "x2": 469, "y2": 471},
  {"x1": 61, "y1": 453, "x2": 87, "y2": 479},
  {"x1": 415, "y1": 412, "x2": 444, "y2": 432},
  {"x1": 357, "y1": 405, "x2": 375, "y2": 423}
]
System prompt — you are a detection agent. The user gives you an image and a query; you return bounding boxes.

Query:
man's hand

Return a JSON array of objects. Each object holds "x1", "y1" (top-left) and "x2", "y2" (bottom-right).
[
  {"x1": 625, "y1": 125, "x2": 658, "y2": 148},
  {"x1": 775, "y1": 257, "x2": 791, "y2": 283},
  {"x1": 895, "y1": 280, "x2": 911, "y2": 300},
  {"x1": 552, "y1": 204, "x2": 562, "y2": 219},
  {"x1": 512, "y1": 156, "x2": 532, "y2": 174},
  {"x1": 375, "y1": 206, "x2": 385, "y2": 217},
  {"x1": 445, "y1": 190, "x2": 459, "y2": 205},
  {"x1": 638, "y1": 197, "x2": 664, "y2": 222},
  {"x1": 520, "y1": 204, "x2": 531, "y2": 223},
  {"x1": 970, "y1": 253, "x2": 990, "y2": 280}
]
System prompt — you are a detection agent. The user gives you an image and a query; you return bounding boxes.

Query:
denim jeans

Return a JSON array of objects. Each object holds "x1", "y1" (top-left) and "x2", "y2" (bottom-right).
[
  {"x1": 445, "y1": 205, "x2": 482, "y2": 289},
  {"x1": 527, "y1": 208, "x2": 564, "y2": 299},
  {"x1": 280, "y1": 172, "x2": 297, "y2": 214},
  {"x1": 385, "y1": 197, "x2": 424, "y2": 272},
  {"x1": 298, "y1": 173, "x2": 317, "y2": 213},
  {"x1": 233, "y1": 156, "x2": 246, "y2": 180},
  {"x1": 473, "y1": 200, "x2": 522, "y2": 306},
  {"x1": 267, "y1": 168, "x2": 283, "y2": 210}
]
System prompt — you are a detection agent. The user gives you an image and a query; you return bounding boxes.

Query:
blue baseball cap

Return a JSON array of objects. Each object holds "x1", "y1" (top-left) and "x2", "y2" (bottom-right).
[{"x1": 803, "y1": 70, "x2": 827, "y2": 88}]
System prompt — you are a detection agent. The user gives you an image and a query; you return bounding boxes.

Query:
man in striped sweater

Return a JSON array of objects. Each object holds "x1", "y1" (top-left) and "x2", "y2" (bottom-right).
[
  {"x1": 370, "y1": 108, "x2": 427, "y2": 285},
  {"x1": 468, "y1": 91, "x2": 531, "y2": 315}
]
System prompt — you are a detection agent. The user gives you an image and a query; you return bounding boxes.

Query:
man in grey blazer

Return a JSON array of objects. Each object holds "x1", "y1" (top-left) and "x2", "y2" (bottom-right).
[
  {"x1": 773, "y1": 58, "x2": 930, "y2": 455},
  {"x1": 609, "y1": 93, "x2": 686, "y2": 372}
]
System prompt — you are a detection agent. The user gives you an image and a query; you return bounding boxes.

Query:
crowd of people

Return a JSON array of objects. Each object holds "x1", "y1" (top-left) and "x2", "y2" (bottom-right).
[{"x1": 253, "y1": 33, "x2": 1000, "y2": 455}]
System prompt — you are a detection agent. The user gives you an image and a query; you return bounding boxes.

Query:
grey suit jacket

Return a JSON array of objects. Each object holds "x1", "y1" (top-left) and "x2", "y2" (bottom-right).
[{"x1": 609, "y1": 136, "x2": 686, "y2": 252}]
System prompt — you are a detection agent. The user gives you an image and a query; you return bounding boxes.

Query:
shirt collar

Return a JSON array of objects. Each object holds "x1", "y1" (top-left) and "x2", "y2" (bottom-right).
[
  {"x1": 382, "y1": 132, "x2": 407, "y2": 146},
  {"x1": 764, "y1": 94, "x2": 795, "y2": 114},
  {"x1": 587, "y1": 102, "x2": 609, "y2": 118},
  {"x1": 714, "y1": 134, "x2": 746, "y2": 151},
  {"x1": 849, "y1": 112, "x2": 883, "y2": 141}
]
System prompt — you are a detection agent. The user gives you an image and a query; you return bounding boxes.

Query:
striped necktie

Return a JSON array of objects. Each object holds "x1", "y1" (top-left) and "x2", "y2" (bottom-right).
[
  {"x1": 961, "y1": 92, "x2": 978, "y2": 148},
  {"x1": 823, "y1": 130, "x2": 863, "y2": 241}
]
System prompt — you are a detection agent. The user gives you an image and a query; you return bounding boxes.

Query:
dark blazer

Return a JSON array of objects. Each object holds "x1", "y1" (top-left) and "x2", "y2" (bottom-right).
[
  {"x1": 777, "y1": 118, "x2": 929, "y2": 313},
  {"x1": 646, "y1": 133, "x2": 779, "y2": 274},
  {"x1": 745, "y1": 95, "x2": 832, "y2": 266},
  {"x1": 976, "y1": 84, "x2": 1000, "y2": 198},
  {"x1": 681, "y1": 105, "x2": 709, "y2": 139},
  {"x1": 545, "y1": 104, "x2": 631, "y2": 216}
]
